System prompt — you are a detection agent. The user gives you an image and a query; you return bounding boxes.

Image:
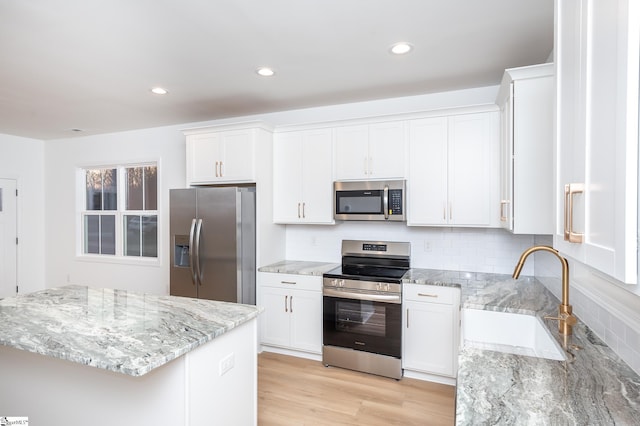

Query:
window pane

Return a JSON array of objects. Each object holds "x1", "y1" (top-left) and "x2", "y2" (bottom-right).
[
  {"x1": 144, "y1": 166, "x2": 157, "y2": 210},
  {"x1": 124, "y1": 215, "x2": 141, "y2": 256},
  {"x1": 141, "y1": 215, "x2": 157, "y2": 257},
  {"x1": 103, "y1": 169, "x2": 117, "y2": 211},
  {"x1": 84, "y1": 215, "x2": 100, "y2": 254},
  {"x1": 126, "y1": 167, "x2": 143, "y2": 211},
  {"x1": 101, "y1": 215, "x2": 116, "y2": 255},
  {"x1": 86, "y1": 169, "x2": 103, "y2": 210}
]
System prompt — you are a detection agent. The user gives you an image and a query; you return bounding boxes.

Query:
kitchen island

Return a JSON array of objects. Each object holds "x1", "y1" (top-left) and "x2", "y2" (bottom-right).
[
  {"x1": 403, "y1": 270, "x2": 640, "y2": 425},
  {"x1": 0, "y1": 285, "x2": 262, "y2": 426}
]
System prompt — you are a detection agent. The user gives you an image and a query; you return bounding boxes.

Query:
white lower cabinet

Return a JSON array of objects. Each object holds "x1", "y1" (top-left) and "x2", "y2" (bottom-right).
[
  {"x1": 402, "y1": 284, "x2": 460, "y2": 381},
  {"x1": 258, "y1": 272, "x2": 322, "y2": 355}
]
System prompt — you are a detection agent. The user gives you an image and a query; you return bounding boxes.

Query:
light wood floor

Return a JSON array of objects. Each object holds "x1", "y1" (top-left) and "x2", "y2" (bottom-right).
[{"x1": 258, "y1": 352, "x2": 456, "y2": 426}]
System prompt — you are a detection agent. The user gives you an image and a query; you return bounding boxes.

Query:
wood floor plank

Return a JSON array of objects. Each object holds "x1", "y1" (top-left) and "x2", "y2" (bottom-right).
[{"x1": 258, "y1": 352, "x2": 456, "y2": 425}]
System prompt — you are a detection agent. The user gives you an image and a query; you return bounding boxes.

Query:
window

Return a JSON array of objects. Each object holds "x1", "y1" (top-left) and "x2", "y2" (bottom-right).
[{"x1": 81, "y1": 164, "x2": 158, "y2": 259}]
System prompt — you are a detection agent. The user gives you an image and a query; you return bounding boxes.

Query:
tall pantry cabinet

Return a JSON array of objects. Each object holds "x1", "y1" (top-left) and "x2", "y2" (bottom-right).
[{"x1": 554, "y1": 0, "x2": 639, "y2": 284}]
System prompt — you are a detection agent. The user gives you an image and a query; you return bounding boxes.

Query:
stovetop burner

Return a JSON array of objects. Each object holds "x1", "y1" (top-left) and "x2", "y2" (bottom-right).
[{"x1": 323, "y1": 240, "x2": 411, "y2": 284}]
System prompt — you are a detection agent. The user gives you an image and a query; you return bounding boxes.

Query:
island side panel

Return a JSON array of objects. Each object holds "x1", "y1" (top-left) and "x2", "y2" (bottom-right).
[
  {"x1": 0, "y1": 317, "x2": 258, "y2": 426},
  {"x1": 186, "y1": 318, "x2": 257, "y2": 426},
  {"x1": 0, "y1": 345, "x2": 187, "y2": 425}
]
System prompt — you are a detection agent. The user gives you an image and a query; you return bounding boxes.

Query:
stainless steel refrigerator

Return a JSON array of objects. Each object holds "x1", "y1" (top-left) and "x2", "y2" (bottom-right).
[{"x1": 169, "y1": 186, "x2": 256, "y2": 304}]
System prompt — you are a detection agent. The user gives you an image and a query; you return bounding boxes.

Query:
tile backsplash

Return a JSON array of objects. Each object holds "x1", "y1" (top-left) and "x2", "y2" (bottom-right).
[
  {"x1": 534, "y1": 235, "x2": 640, "y2": 376},
  {"x1": 285, "y1": 223, "x2": 536, "y2": 275}
]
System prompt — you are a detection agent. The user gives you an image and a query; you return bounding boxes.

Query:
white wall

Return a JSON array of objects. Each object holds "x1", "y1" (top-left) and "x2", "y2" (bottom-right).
[
  {"x1": 43, "y1": 85, "x2": 500, "y2": 295},
  {"x1": 0, "y1": 133, "x2": 45, "y2": 295},
  {"x1": 45, "y1": 125, "x2": 186, "y2": 295}
]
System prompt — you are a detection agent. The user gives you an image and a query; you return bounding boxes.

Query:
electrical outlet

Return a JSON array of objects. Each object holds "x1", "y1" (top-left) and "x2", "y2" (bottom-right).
[
  {"x1": 219, "y1": 352, "x2": 235, "y2": 376},
  {"x1": 423, "y1": 241, "x2": 432, "y2": 252}
]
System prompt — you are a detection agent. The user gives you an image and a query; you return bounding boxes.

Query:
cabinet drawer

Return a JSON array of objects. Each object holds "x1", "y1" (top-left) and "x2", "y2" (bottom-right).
[
  {"x1": 258, "y1": 272, "x2": 321, "y2": 292},
  {"x1": 403, "y1": 284, "x2": 457, "y2": 305}
]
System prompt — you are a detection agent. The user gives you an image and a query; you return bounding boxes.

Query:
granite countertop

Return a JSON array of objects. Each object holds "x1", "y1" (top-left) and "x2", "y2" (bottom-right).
[
  {"x1": 446, "y1": 272, "x2": 640, "y2": 425},
  {"x1": 258, "y1": 260, "x2": 339, "y2": 276},
  {"x1": 261, "y1": 262, "x2": 640, "y2": 421},
  {"x1": 0, "y1": 285, "x2": 261, "y2": 377}
]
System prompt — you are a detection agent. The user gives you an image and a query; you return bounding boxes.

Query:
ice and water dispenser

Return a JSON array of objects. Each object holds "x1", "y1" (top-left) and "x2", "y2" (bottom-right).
[{"x1": 173, "y1": 235, "x2": 190, "y2": 267}]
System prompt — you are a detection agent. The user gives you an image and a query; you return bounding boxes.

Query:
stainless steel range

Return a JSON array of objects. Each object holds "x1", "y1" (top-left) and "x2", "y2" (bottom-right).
[{"x1": 322, "y1": 240, "x2": 410, "y2": 380}]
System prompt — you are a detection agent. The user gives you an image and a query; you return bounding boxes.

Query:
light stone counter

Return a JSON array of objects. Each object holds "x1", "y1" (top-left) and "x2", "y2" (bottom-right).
[
  {"x1": 402, "y1": 270, "x2": 640, "y2": 425},
  {"x1": 258, "y1": 260, "x2": 339, "y2": 276},
  {"x1": 0, "y1": 285, "x2": 262, "y2": 425},
  {"x1": 0, "y1": 284, "x2": 261, "y2": 376}
]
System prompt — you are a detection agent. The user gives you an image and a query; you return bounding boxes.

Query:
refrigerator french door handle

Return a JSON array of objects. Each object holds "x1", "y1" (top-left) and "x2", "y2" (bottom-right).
[
  {"x1": 194, "y1": 218, "x2": 204, "y2": 285},
  {"x1": 188, "y1": 218, "x2": 198, "y2": 286}
]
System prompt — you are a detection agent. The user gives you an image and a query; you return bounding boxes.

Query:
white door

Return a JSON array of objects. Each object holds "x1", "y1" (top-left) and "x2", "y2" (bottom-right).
[{"x1": 0, "y1": 179, "x2": 17, "y2": 298}]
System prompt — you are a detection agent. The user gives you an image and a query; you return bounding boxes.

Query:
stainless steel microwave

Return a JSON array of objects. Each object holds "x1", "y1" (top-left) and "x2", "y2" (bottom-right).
[{"x1": 334, "y1": 180, "x2": 406, "y2": 221}]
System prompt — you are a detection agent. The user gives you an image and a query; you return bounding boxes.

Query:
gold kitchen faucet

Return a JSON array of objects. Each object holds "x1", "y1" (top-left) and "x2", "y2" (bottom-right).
[{"x1": 512, "y1": 245, "x2": 577, "y2": 335}]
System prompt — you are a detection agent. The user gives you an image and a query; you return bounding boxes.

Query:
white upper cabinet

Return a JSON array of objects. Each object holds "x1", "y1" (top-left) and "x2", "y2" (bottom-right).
[
  {"x1": 334, "y1": 121, "x2": 406, "y2": 180},
  {"x1": 273, "y1": 129, "x2": 334, "y2": 224},
  {"x1": 554, "y1": 0, "x2": 639, "y2": 284},
  {"x1": 408, "y1": 109, "x2": 500, "y2": 227},
  {"x1": 496, "y1": 63, "x2": 554, "y2": 234},
  {"x1": 185, "y1": 123, "x2": 271, "y2": 185}
]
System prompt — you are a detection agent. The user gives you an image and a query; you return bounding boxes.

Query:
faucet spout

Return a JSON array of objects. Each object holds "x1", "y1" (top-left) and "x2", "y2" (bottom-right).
[{"x1": 512, "y1": 245, "x2": 575, "y2": 335}]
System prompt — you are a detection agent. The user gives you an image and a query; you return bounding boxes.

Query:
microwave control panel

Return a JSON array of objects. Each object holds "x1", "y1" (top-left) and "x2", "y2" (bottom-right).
[{"x1": 388, "y1": 189, "x2": 403, "y2": 215}]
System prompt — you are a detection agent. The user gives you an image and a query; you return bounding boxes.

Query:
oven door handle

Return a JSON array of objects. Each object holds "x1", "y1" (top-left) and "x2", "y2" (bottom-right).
[{"x1": 323, "y1": 288, "x2": 401, "y2": 304}]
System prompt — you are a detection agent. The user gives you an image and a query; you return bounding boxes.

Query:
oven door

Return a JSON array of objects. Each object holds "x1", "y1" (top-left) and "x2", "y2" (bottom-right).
[{"x1": 323, "y1": 291, "x2": 401, "y2": 358}]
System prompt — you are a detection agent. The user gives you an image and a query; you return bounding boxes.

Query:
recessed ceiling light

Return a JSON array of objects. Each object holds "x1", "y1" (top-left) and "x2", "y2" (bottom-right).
[
  {"x1": 151, "y1": 87, "x2": 168, "y2": 95},
  {"x1": 256, "y1": 67, "x2": 275, "y2": 77},
  {"x1": 390, "y1": 42, "x2": 413, "y2": 55}
]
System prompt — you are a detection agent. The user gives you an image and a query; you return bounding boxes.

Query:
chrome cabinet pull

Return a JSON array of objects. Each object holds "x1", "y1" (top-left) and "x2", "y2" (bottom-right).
[
  {"x1": 302, "y1": 202, "x2": 306, "y2": 219},
  {"x1": 563, "y1": 183, "x2": 584, "y2": 243},
  {"x1": 219, "y1": 161, "x2": 223, "y2": 177},
  {"x1": 289, "y1": 295, "x2": 293, "y2": 313},
  {"x1": 280, "y1": 281, "x2": 296, "y2": 285},
  {"x1": 215, "y1": 161, "x2": 219, "y2": 177},
  {"x1": 406, "y1": 308, "x2": 409, "y2": 328},
  {"x1": 418, "y1": 293, "x2": 438, "y2": 298},
  {"x1": 297, "y1": 202, "x2": 301, "y2": 218},
  {"x1": 285, "y1": 295, "x2": 288, "y2": 312}
]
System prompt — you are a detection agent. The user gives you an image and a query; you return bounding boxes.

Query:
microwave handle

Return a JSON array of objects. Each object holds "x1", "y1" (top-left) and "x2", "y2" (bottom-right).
[{"x1": 383, "y1": 185, "x2": 389, "y2": 220}]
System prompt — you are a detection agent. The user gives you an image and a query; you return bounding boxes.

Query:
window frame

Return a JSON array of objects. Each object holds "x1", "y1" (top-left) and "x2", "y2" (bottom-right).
[{"x1": 76, "y1": 161, "x2": 161, "y2": 266}]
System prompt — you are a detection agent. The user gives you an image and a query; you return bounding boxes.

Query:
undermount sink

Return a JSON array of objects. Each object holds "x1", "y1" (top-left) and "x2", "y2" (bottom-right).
[{"x1": 462, "y1": 308, "x2": 567, "y2": 361}]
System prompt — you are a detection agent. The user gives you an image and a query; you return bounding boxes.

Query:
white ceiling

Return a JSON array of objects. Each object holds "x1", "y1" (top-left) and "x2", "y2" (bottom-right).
[{"x1": 0, "y1": 0, "x2": 553, "y2": 140}]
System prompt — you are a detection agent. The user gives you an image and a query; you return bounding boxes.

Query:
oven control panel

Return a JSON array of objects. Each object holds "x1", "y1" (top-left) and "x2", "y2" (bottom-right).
[{"x1": 323, "y1": 277, "x2": 402, "y2": 295}]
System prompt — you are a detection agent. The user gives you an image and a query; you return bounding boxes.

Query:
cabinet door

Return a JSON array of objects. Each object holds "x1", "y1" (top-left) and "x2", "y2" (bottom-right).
[
  {"x1": 407, "y1": 117, "x2": 448, "y2": 225},
  {"x1": 498, "y1": 89, "x2": 514, "y2": 231},
  {"x1": 273, "y1": 132, "x2": 304, "y2": 223},
  {"x1": 188, "y1": 134, "x2": 221, "y2": 184},
  {"x1": 448, "y1": 113, "x2": 496, "y2": 226},
  {"x1": 554, "y1": 0, "x2": 638, "y2": 283},
  {"x1": 218, "y1": 130, "x2": 255, "y2": 182},
  {"x1": 554, "y1": 0, "x2": 588, "y2": 261},
  {"x1": 260, "y1": 287, "x2": 292, "y2": 348},
  {"x1": 334, "y1": 125, "x2": 369, "y2": 180},
  {"x1": 300, "y1": 129, "x2": 334, "y2": 224},
  {"x1": 289, "y1": 289, "x2": 322, "y2": 354},
  {"x1": 512, "y1": 74, "x2": 554, "y2": 234},
  {"x1": 403, "y1": 301, "x2": 455, "y2": 377},
  {"x1": 368, "y1": 121, "x2": 406, "y2": 179}
]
